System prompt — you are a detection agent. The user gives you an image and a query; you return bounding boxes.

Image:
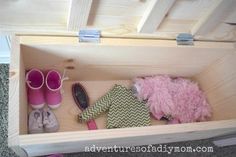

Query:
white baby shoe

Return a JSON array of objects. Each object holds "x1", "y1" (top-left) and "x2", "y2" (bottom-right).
[
  {"x1": 43, "y1": 108, "x2": 59, "y2": 133},
  {"x1": 29, "y1": 108, "x2": 59, "y2": 134},
  {"x1": 28, "y1": 109, "x2": 44, "y2": 134}
]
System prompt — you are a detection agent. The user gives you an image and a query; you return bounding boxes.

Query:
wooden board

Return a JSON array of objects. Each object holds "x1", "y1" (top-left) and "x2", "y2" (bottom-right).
[
  {"x1": 67, "y1": 0, "x2": 93, "y2": 31},
  {"x1": 19, "y1": 36, "x2": 235, "y2": 81},
  {"x1": 191, "y1": 0, "x2": 233, "y2": 35},
  {"x1": 0, "y1": 0, "x2": 68, "y2": 31},
  {"x1": 0, "y1": 0, "x2": 235, "y2": 41},
  {"x1": 137, "y1": 0, "x2": 176, "y2": 33},
  {"x1": 194, "y1": 52, "x2": 236, "y2": 120},
  {"x1": 8, "y1": 36, "x2": 28, "y2": 157},
  {"x1": 19, "y1": 119, "x2": 236, "y2": 156}
]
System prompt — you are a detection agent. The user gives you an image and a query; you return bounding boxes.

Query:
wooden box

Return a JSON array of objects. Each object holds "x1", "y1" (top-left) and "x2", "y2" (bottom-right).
[
  {"x1": 9, "y1": 36, "x2": 236, "y2": 157},
  {"x1": 4, "y1": 0, "x2": 236, "y2": 156}
]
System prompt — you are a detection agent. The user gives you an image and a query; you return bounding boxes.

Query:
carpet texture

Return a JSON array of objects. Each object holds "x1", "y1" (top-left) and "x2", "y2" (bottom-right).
[{"x1": 0, "y1": 64, "x2": 236, "y2": 157}]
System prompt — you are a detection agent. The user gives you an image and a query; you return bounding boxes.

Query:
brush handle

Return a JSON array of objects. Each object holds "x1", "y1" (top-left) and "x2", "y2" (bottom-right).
[
  {"x1": 87, "y1": 120, "x2": 97, "y2": 130},
  {"x1": 72, "y1": 83, "x2": 98, "y2": 130}
]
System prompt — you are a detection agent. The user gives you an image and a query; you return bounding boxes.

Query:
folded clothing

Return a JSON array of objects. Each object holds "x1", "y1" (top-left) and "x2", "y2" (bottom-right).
[
  {"x1": 79, "y1": 84, "x2": 151, "y2": 129},
  {"x1": 134, "y1": 75, "x2": 212, "y2": 124}
]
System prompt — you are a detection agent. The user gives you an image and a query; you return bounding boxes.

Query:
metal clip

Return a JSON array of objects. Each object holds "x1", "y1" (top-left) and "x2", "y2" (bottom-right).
[
  {"x1": 176, "y1": 33, "x2": 194, "y2": 45},
  {"x1": 79, "y1": 30, "x2": 101, "y2": 43}
]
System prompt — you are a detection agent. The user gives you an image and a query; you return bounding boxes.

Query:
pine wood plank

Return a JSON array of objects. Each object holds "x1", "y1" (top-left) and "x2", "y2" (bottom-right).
[
  {"x1": 8, "y1": 36, "x2": 28, "y2": 157},
  {"x1": 19, "y1": 119, "x2": 236, "y2": 156},
  {"x1": 191, "y1": 0, "x2": 235, "y2": 36},
  {"x1": 19, "y1": 36, "x2": 234, "y2": 81},
  {"x1": 0, "y1": 0, "x2": 236, "y2": 41},
  {"x1": 67, "y1": 0, "x2": 93, "y2": 31},
  {"x1": 194, "y1": 52, "x2": 236, "y2": 120},
  {"x1": 137, "y1": 0, "x2": 176, "y2": 33}
]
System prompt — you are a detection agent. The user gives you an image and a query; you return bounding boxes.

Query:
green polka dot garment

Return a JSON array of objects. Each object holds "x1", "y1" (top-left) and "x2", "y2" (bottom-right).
[{"x1": 79, "y1": 84, "x2": 151, "y2": 129}]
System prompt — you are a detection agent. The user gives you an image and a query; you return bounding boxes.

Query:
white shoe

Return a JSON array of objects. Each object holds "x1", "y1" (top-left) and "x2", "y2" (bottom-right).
[
  {"x1": 28, "y1": 109, "x2": 44, "y2": 134},
  {"x1": 43, "y1": 108, "x2": 59, "y2": 133}
]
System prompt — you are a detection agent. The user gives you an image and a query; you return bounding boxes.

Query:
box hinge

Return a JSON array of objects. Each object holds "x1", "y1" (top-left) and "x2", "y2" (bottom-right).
[
  {"x1": 176, "y1": 33, "x2": 194, "y2": 45},
  {"x1": 79, "y1": 30, "x2": 101, "y2": 43}
]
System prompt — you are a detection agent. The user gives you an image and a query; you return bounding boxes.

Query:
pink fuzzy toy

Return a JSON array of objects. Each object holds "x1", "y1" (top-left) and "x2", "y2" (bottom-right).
[{"x1": 133, "y1": 75, "x2": 212, "y2": 124}]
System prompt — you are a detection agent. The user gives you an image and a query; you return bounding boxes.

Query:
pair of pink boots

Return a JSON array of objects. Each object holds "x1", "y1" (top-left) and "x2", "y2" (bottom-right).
[{"x1": 26, "y1": 69, "x2": 63, "y2": 109}]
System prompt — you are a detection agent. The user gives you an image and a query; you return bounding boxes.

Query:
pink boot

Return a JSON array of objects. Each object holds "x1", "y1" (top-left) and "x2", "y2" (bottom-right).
[
  {"x1": 45, "y1": 70, "x2": 63, "y2": 109},
  {"x1": 26, "y1": 69, "x2": 45, "y2": 109}
]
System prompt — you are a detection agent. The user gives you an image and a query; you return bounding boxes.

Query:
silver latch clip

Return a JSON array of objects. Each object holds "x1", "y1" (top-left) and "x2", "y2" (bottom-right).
[
  {"x1": 79, "y1": 30, "x2": 101, "y2": 43},
  {"x1": 176, "y1": 33, "x2": 194, "y2": 45}
]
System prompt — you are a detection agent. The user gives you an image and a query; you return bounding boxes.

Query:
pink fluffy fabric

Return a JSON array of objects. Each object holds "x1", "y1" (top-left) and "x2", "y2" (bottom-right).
[{"x1": 134, "y1": 75, "x2": 212, "y2": 124}]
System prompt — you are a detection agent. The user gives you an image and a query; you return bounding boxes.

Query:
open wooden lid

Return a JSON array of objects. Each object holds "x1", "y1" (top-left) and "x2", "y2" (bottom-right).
[{"x1": 0, "y1": 0, "x2": 236, "y2": 41}]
